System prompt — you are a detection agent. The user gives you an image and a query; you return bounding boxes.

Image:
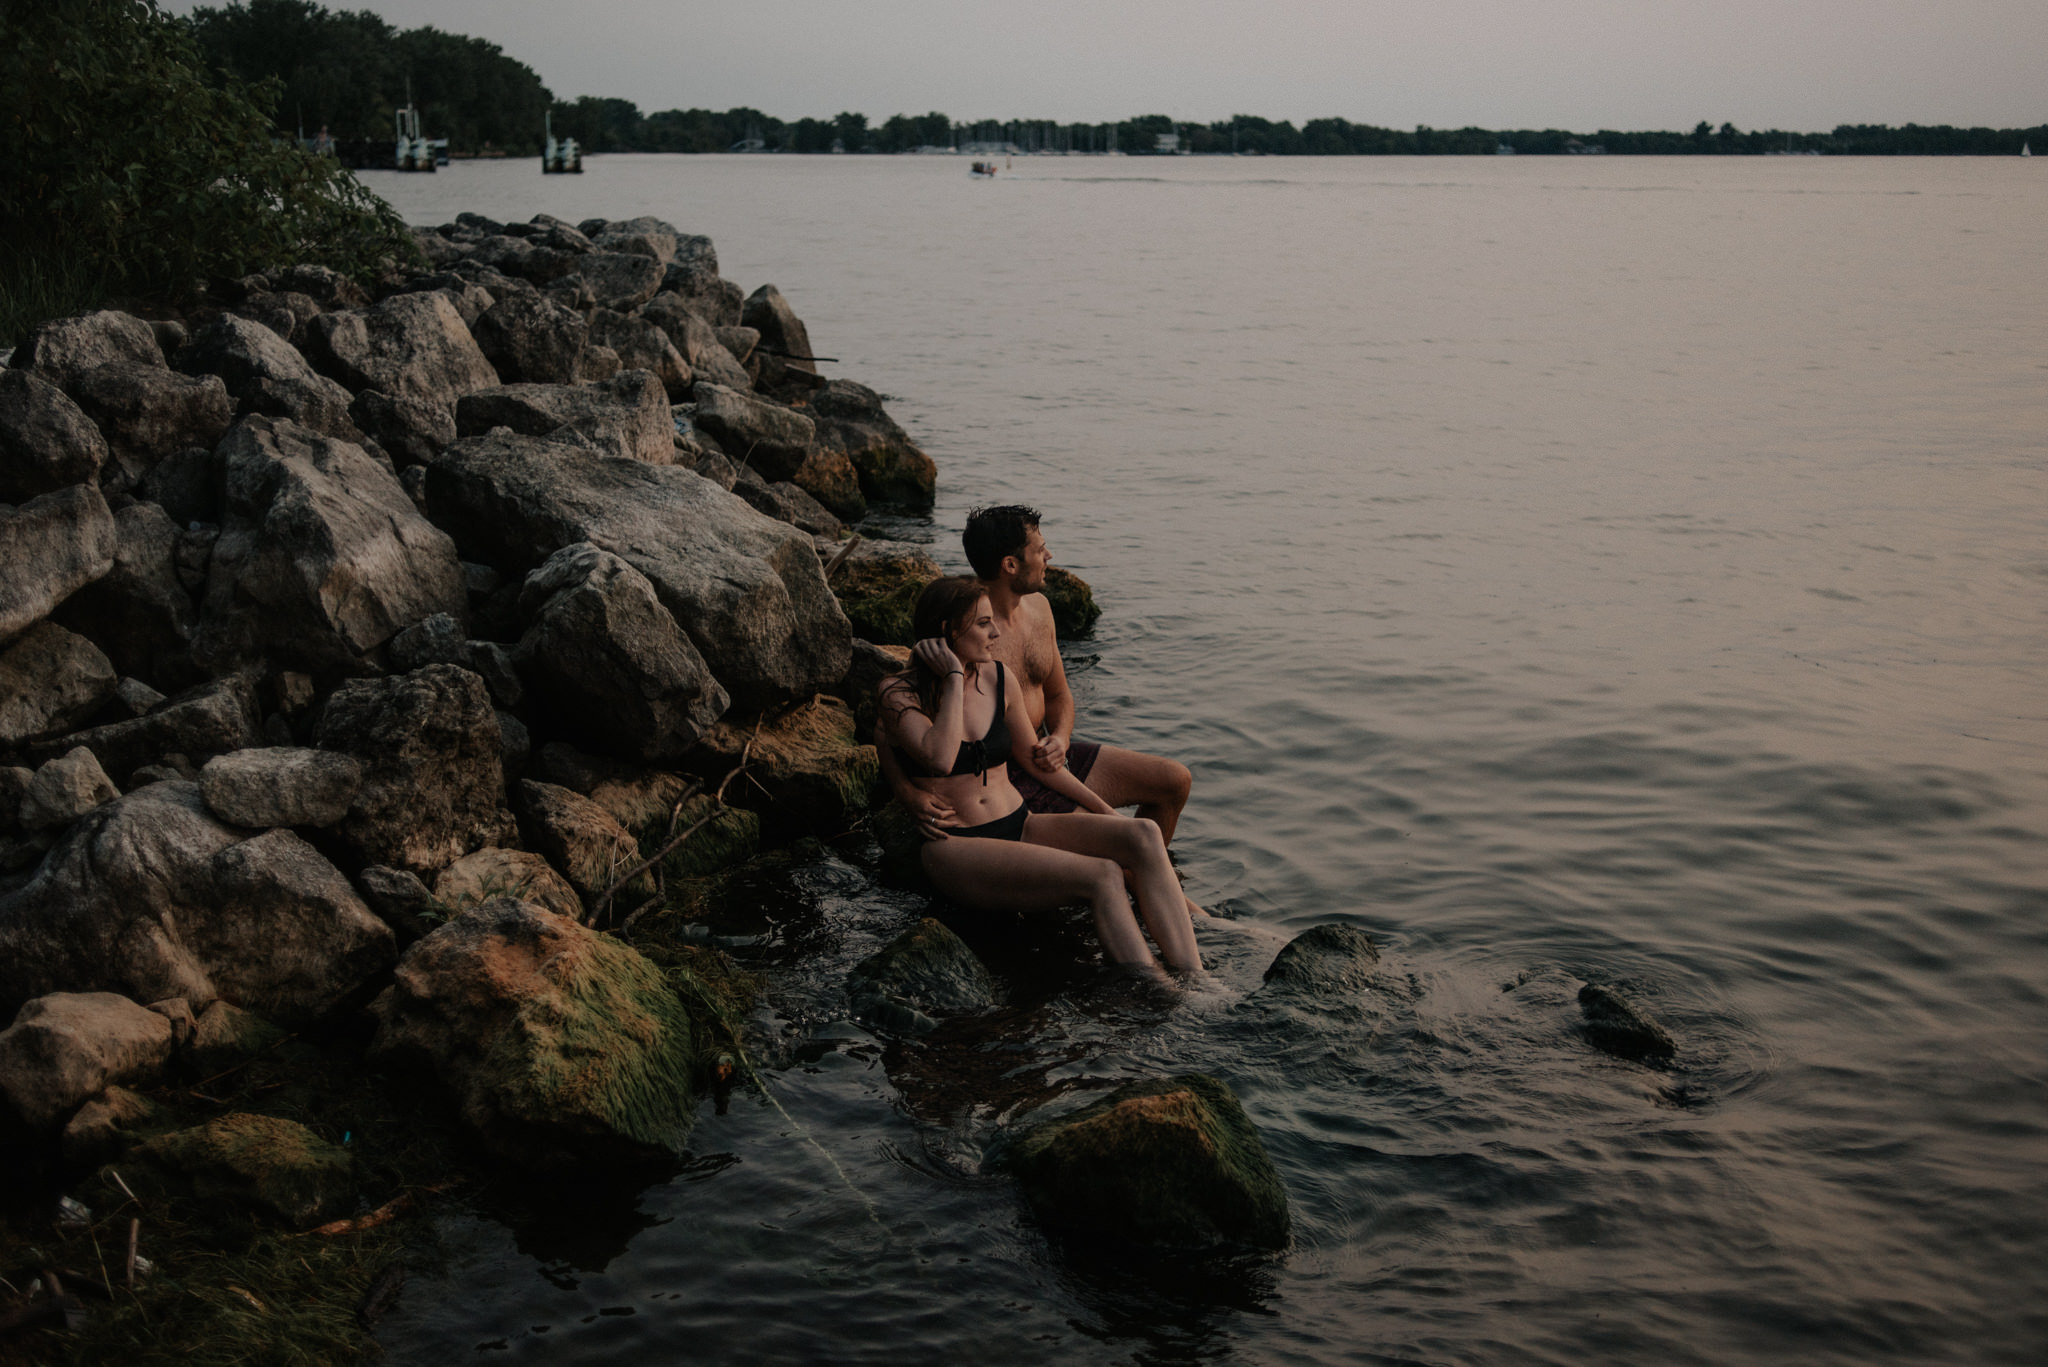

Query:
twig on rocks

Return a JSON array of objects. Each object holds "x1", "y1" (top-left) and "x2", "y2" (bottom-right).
[
  {"x1": 824, "y1": 534, "x2": 863, "y2": 580},
  {"x1": 124, "y1": 1220, "x2": 139, "y2": 1290},
  {"x1": 304, "y1": 1181, "x2": 459, "y2": 1237},
  {"x1": 108, "y1": 1167, "x2": 144, "y2": 1210},
  {"x1": 617, "y1": 894, "x2": 665, "y2": 936}
]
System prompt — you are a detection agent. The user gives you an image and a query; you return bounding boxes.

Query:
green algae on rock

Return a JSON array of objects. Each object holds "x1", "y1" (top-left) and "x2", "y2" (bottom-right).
[
  {"x1": 825, "y1": 538, "x2": 941, "y2": 646},
  {"x1": 121, "y1": 1112, "x2": 354, "y2": 1229},
  {"x1": 689, "y1": 697, "x2": 878, "y2": 834},
  {"x1": 1041, "y1": 566, "x2": 1101, "y2": 639}
]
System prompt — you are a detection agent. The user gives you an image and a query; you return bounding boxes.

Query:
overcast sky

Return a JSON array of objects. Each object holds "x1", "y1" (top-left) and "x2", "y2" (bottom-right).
[{"x1": 172, "y1": 1, "x2": 2048, "y2": 130}]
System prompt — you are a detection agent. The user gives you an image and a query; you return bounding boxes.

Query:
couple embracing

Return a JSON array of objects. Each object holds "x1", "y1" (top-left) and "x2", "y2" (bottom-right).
[{"x1": 876, "y1": 506, "x2": 1204, "y2": 981}]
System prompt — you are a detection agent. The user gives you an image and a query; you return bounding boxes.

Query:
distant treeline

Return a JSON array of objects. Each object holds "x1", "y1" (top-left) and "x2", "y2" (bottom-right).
[{"x1": 189, "y1": 2, "x2": 2044, "y2": 158}]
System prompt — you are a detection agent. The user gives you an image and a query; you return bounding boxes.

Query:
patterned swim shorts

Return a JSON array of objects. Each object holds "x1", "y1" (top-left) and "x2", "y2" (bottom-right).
[{"x1": 1006, "y1": 738, "x2": 1103, "y2": 814}]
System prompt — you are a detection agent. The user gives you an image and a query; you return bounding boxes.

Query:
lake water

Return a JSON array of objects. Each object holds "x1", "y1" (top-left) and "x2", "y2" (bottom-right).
[{"x1": 367, "y1": 155, "x2": 2047, "y2": 1365}]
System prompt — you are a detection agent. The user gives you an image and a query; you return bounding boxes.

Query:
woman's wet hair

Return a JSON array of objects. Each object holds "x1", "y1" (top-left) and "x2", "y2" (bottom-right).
[
  {"x1": 885, "y1": 576, "x2": 992, "y2": 721},
  {"x1": 962, "y1": 504, "x2": 1041, "y2": 579}
]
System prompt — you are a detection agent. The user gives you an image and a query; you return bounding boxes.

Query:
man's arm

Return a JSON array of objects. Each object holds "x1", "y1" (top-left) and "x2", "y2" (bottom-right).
[{"x1": 1031, "y1": 596, "x2": 1076, "y2": 772}]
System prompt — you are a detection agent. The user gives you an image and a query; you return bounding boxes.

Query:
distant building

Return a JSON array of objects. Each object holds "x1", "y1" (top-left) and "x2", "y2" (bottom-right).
[
  {"x1": 1564, "y1": 138, "x2": 1606, "y2": 155},
  {"x1": 1495, "y1": 143, "x2": 1516, "y2": 155},
  {"x1": 1154, "y1": 131, "x2": 1180, "y2": 153}
]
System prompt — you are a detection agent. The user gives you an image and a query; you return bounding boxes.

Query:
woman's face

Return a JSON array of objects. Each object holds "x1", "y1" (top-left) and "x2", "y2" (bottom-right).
[{"x1": 950, "y1": 596, "x2": 1000, "y2": 662}]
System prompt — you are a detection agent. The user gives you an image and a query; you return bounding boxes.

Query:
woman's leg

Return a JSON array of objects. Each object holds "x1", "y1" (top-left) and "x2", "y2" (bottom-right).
[
  {"x1": 1021, "y1": 814, "x2": 1200, "y2": 973},
  {"x1": 921, "y1": 835, "x2": 1158, "y2": 970}
]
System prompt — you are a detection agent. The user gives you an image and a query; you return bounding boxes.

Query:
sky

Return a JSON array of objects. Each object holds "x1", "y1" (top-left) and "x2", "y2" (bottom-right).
[{"x1": 170, "y1": 1, "x2": 2048, "y2": 131}]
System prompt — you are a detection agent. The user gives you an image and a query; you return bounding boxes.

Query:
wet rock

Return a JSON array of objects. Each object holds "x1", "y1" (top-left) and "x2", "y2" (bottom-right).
[
  {"x1": 515, "y1": 543, "x2": 728, "y2": 762},
  {"x1": 192, "y1": 416, "x2": 467, "y2": 675},
  {"x1": 51, "y1": 501, "x2": 197, "y2": 688},
  {"x1": 19, "y1": 310, "x2": 163, "y2": 391},
  {"x1": 68, "y1": 363, "x2": 234, "y2": 493},
  {"x1": 423, "y1": 432, "x2": 852, "y2": 707},
  {"x1": 808, "y1": 379, "x2": 937, "y2": 508},
  {"x1": 847, "y1": 918, "x2": 995, "y2": 1035},
  {"x1": 1260, "y1": 924, "x2": 1380, "y2": 997},
  {"x1": 198, "y1": 747, "x2": 364, "y2": 829},
  {"x1": 577, "y1": 252, "x2": 666, "y2": 313},
  {"x1": 686, "y1": 698, "x2": 877, "y2": 833},
  {"x1": 314, "y1": 664, "x2": 511, "y2": 877},
  {"x1": 1043, "y1": 566, "x2": 1101, "y2": 638},
  {"x1": 0, "y1": 483, "x2": 118, "y2": 646},
  {"x1": 0, "y1": 992, "x2": 173, "y2": 1130},
  {"x1": 455, "y1": 372, "x2": 675, "y2": 465},
  {"x1": 689, "y1": 383, "x2": 816, "y2": 481},
  {"x1": 740, "y1": 285, "x2": 819, "y2": 391},
  {"x1": 18, "y1": 747, "x2": 120, "y2": 831},
  {"x1": 348, "y1": 388, "x2": 456, "y2": 466},
  {"x1": 515, "y1": 779, "x2": 646, "y2": 908},
  {"x1": 434, "y1": 848, "x2": 582, "y2": 922},
  {"x1": 471, "y1": 293, "x2": 587, "y2": 384},
  {"x1": 29, "y1": 675, "x2": 259, "y2": 782},
  {"x1": 1578, "y1": 984, "x2": 1676, "y2": 1062},
  {"x1": 789, "y1": 448, "x2": 866, "y2": 524},
  {"x1": 822, "y1": 536, "x2": 941, "y2": 645},
  {"x1": 0, "y1": 624, "x2": 117, "y2": 746},
  {"x1": 371, "y1": 897, "x2": 707, "y2": 1166},
  {"x1": 586, "y1": 309, "x2": 691, "y2": 399},
  {"x1": 301, "y1": 290, "x2": 500, "y2": 406},
  {"x1": 183, "y1": 999, "x2": 287, "y2": 1075},
  {"x1": 1001, "y1": 1074, "x2": 1291, "y2": 1252},
  {"x1": 124, "y1": 1112, "x2": 352, "y2": 1228},
  {"x1": 61, "y1": 1083, "x2": 157, "y2": 1167},
  {"x1": 0, "y1": 369, "x2": 107, "y2": 501}
]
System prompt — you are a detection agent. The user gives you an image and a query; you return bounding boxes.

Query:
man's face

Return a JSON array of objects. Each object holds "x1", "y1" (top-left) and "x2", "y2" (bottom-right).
[{"x1": 1007, "y1": 525, "x2": 1049, "y2": 594}]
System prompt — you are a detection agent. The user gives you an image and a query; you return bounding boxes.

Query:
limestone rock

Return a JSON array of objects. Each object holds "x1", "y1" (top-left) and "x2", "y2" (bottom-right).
[
  {"x1": 423, "y1": 432, "x2": 852, "y2": 707},
  {"x1": 301, "y1": 290, "x2": 499, "y2": 406},
  {"x1": 433, "y1": 848, "x2": 581, "y2": 922},
  {"x1": 1578, "y1": 984, "x2": 1676, "y2": 1062},
  {"x1": 184, "y1": 999, "x2": 287, "y2": 1075},
  {"x1": 313, "y1": 664, "x2": 510, "y2": 877},
  {"x1": 789, "y1": 447, "x2": 866, "y2": 523},
  {"x1": 28, "y1": 675, "x2": 259, "y2": 782},
  {"x1": 823, "y1": 536, "x2": 942, "y2": 646},
  {"x1": 0, "y1": 624, "x2": 117, "y2": 746},
  {"x1": 18, "y1": 747, "x2": 120, "y2": 831},
  {"x1": 19, "y1": 310, "x2": 163, "y2": 391},
  {"x1": 348, "y1": 388, "x2": 455, "y2": 466},
  {"x1": 1260, "y1": 924, "x2": 1380, "y2": 997},
  {"x1": 847, "y1": 919, "x2": 996, "y2": 1035},
  {"x1": 175, "y1": 312, "x2": 321, "y2": 400},
  {"x1": 1001, "y1": 1074, "x2": 1291, "y2": 1251},
  {"x1": 192, "y1": 416, "x2": 467, "y2": 674},
  {"x1": 0, "y1": 369, "x2": 107, "y2": 501},
  {"x1": 455, "y1": 372, "x2": 675, "y2": 466},
  {"x1": 471, "y1": 293, "x2": 587, "y2": 384},
  {"x1": 689, "y1": 383, "x2": 816, "y2": 481},
  {"x1": 808, "y1": 379, "x2": 937, "y2": 508},
  {"x1": 68, "y1": 363, "x2": 233, "y2": 493},
  {"x1": 592, "y1": 217, "x2": 682, "y2": 263},
  {"x1": 687, "y1": 698, "x2": 877, "y2": 833},
  {"x1": 644, "y1": 296, "x2": 751, "y2": 390},
  {"x1": 0, "y1": 992, "x2": 172, "y2": 1130},
  {"x1": 198, "y1": 747, "x2": 364, "y2": 829},
  {"x1": 515, "y1": 543, "x2": 728, "y2": 761},
  {"x1": 0, "y1": 484, "x2": 118, "y2": 646},
  {"x1": 740, "y1": 285, "x2": 818, "y2": 391},
  {"x1": 577, "y1": 252, "x2": 666, "y2": 313},
  {"x1": 370, "y1": 897, "x2": 704, "y2": 1168},
  {"x1": 515, "y1": 779, "x2": 646, "y2": 907},
  {"x1": 52, "y1": 501, "x2": 197, "y2": 688},
  {"x1": 125, "y1": 1112, "x2": 352, "y2": 1228},
  {"x1": 587, "y1": 309, "x2": 691, "y2": 399}
]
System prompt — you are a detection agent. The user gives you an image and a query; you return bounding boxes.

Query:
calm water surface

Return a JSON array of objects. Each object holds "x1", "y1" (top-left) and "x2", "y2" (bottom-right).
[{"x1": 369, "y1": 156, "x2": 2047, "y2": 1365}]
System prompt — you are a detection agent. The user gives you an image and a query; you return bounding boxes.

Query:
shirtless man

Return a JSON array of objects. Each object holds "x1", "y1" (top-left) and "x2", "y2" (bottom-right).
[{"x1": 881, "y1": 505, "x2": 1193, "y2": 843}]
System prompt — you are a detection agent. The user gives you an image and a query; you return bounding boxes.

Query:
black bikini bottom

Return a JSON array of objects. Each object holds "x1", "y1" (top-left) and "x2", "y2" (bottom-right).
[{"x1": 951, "y1": 804, "x2": 1028, "y2": 842}]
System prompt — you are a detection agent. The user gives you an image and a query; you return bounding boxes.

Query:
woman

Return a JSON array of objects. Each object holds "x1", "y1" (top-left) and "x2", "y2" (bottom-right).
[{"x1": 879, "y1": 577, "x2": 1200, "y2": 976}]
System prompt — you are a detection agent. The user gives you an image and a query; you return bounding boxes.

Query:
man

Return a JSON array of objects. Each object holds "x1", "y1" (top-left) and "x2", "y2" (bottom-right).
[{"x1": 881, "y1": 505, "x2": 1193, "y2": 842}]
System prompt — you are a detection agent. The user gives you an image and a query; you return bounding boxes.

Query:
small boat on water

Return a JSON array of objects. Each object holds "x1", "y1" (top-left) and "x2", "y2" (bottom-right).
[
  {"x1": 394, "y1": 99, "x2": 434, "y2": 172},
  {"x1": 2024, "y1": 142, "x2": 2033, "y2": 157},
  {"x1": 970, "y1": 160, "x2": 997, "y2": 177},
  {"x1": 542, "y1": 111, "x2": 582, "y2": 174}
]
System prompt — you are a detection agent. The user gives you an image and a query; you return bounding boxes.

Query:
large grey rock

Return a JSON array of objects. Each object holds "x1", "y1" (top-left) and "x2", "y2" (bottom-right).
[
  {"x1": 348, "y1": 388, "x2": 454, "y2": 466},
  {"x1": 847, "y1": 918, "x2": 996, "y2": 1036},
  {"x1": 433, "y1": 847, "x2": 581, "y2": 922},
  {"x1": 52, "y1": 501, "x2": 196, "y2": 687},
  {"x1": 576, "y1": 252, "x2": 666, "y2": 313},
  {"x1": 301, "y1": 290, "x2": 498, "y2": 406},
  {"x1": 175, "y1": 311, "x2": 322, "y2": 398},
  {"x1": 587, "y1": 309, "x2": 691, "y2": 400},
  {"x1": 643, "y1": 295, "x2": 751, "y2": 390},
  {"x1": 0, "y1": 992, "x2": 172, "y2": 1130},
  {"x1": 0, "y1": 624, "x2": 117, "y2": 747},
  {"x1": 740, "y1": 284, "x2": 820, "y2": 389},
  {"x1": 18, "y1": 747, "x2": 120, "y2": 831},
  {"x1": 0, "y1": 783, "x2": 395, "y2": 1024},
  {"x1": 273, "y1": 263, "x2": 367, "y2": 311},
  {"x1": 591, "y1": 216, "x2": 681, "y2": 263},
  {"x1": 27, "y1": 674, "x2": 259, "y2": 780},
  {"x1": 515, "y1": 543, "x2": 728, "y2": 762},
  {"x1": 808, "y1": 379, "x2": 938, "y2": 508},
  {"x1": 658, "y1": 263, "x2": 743, "y2": 327},
  {"x1": 689, "y1": 383, "x2": 816, "y2": 482},
  {"x1": 192, "y1": 417, "x2": 466, "y2": 674},
  {"x1": 424, "y1": 432, "x2": 851, "y2": 707},
  {"x1": 67, "y1": 364, "x2": 233, "y2": 493},
  {"x1": 0, "y1": 483, "x2": 117, "y2": 646},
  {"x1": 466, "y1": 234, "x2": 581, "y2": 286},
  {"x1": 19, "y1": 310, "x2": 163, "y2": 391},
  {"x1": 313, "y1": 664, "x2": 510, "y2": 876},
  {"x1": 0, "y1": 369, "x2": 107, "y2": 502},
  {"x1": 455, "y1": 372, "x2": 675, "y2": 466},
  {"x1": 1260, "y1": 924, "x2": 1380, "y2": 997},
  {"x1": 471, "y1": 293, "x2": 587, "y2": 384},
  {"x1": 198, "y1": 747, "x2": 364, "y2": 829}
]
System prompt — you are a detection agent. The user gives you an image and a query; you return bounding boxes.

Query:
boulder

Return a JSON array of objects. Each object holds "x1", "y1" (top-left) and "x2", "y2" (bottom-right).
[
  {"x1": 423, "y1": 432, "x2": 852, "y2": 707},
  {"x1": 467, "y1": 234, "x2": 582, "y2": 286},
  {"x1": 175, "y1": 311, "x2": 322, "y2": 400},
  {"x1": 808, "y1": 379, "x2": 937, "y2": 508},
  {"x1": 1578, "y1": 984, "x2": 1676, "y2": 1062},
  {"x1": 577, "y1": 252, "x2": 666, "y2": 313},
  {"x1": 0, "y1": 992, "x2": 172, "y2": 1130},
  {"x1": 19, "y1": 310, "x2": 163, "y2": 391},
  {"x1": 514, "y1": 543, "x2": 728, "y2": 761},
  {"x1": 242, "y1": 372, "x2": 363, "y2": 441},
  {"x1": 0, "y1": 369, "x2": 107, "y2": 501},
  {"x1": 348, "y1": 388, "x2": 455, "y2": 466},
  {"x1": 273, "y1": 264, "x2": 367, "y2": 312},
  {"x1": 232, "y1": 290, "x2": 303, "y2": 344},
  {"x1": 592, "y1": 217, "x2": 681, "y2": 263},
  {"x1": 184, "y1": 998, "x2": 288, "y2": 1075},
  {"x1": 192, "y1": 416, "x2": 467, "y2": 675},
  {"x1": 353, "y1": 865, "x2": 439, "y2": 946},
  {"x1": 686, "y1": 698, "x2": 877, "y2": 833},
  {"x1": 689, "y1": 383, "x2": 816, "y2": 481},
  {"x1": 740, "y1": 284, "x2": 819, "y2": 390},
  {"x1": 847, "y1": 918, "x2": 996, "y2": 1035},
  {"x1": 661, "y1": 264, "x2": 744, "y2": 328},
  {"x1": 61, "y1": 1084, "x2": 157, "y2": 1167},
  {"x1": 0, "y1": 484, "x2": 118, "y2": 646},
  {"x1": 1001, "y1": 1074, "x2": 1290, "y2": 1251},
  {"x1": 124, "y1": 1113, "x2": 352, "y2": 1228},
  {"x1": 27, "y1": 675, "x2": 259, "y2": 781},
  {"x1": 455, "y1": 372, "x2": 675, "y2": 466},
  {"x1": 0, "y1": 624, "x2": 117, "y2": 747},
  {"x1": 370, "y1": 897, "x2": 705, "y2": 1167},
  {"x1": 1260, "y1": 924, "x2": 1379, "y2": 997},
  {"x1": 586, "y1": 309, "x2": 691, "y2": 399},
  {"x1": 823, "y1": 536, "x2": 942, "y2": 645},
  {"x1": 714, "y1": 325, "x2": 758, "y2": 363},
  {"x1": 514, "y1": 779, "x2": 647, "y2": 908},
  {"x1": 1043, "y1": 566, "x2": 1101, "y2": 638},
  {"x1": 643, "y1": 297, "x2": 752, "y2": 390},
  {"x1": 198, "y1": 747, "x2": 364, "y2": 829},
  {"x1": 433, "y1": 847, "x2": 581, "y2": 922},
  {"x1": 67, "y1": 363, "x2": 234, "y2": 493},
  {"x1": 789, "y1": 448, "x2": 866, "y2": 524},
  {"x1": 313, "y1": 664, "x2": 511, "y2": 877},
  {"x1": 18, "y1": 747, "x2": 120, "y2": 831},
  {"x1": 301, "y1": 290, "x2": 499, "y2": 406},
  {"x1": 765, "y1": 480, "x2": 843, "y2": 537},
  {"x1": 52, "y1": 501, "x2": 197, "y2": 688},
  {"x1": 575, "y1": 341, "x2": 622, "y2": 383},
  {"x1": 470, "y1": 293, "x2": 587, "y2": 384},
  {"x1": 0, "y1": 766, "x2": 31, "y2": 831},
  {"x1": 138, "y1": 446, "x2": 217, "y2": 526},
  {"x1": 530, "y1": 744, "x2": 757, "y2": 880}
]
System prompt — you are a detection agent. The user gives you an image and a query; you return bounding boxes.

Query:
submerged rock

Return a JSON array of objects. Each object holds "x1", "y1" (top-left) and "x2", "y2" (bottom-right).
[
  {"x1": 123, "y1": 1112, "x2": 352, "y2": 1228},
  {"x1": 1260, "y1": 924, "x2": 1380, "y2": 997},
  {"x1": 847, "y1": 918, "x2": 996, "y2": 1035},
  {"x1": 1578, "y1": 984, "x2": 1677, "y2": 1062},
  {"x1": 0, "y1": 991, "x2": 173, "y2": 1131},
  {"x1": 1000, "y1": 1073, "x2": 1291, "y2": 1252}
]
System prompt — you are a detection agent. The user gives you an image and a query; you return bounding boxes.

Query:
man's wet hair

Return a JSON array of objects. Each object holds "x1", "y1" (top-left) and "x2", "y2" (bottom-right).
[{"x1": 963, "y1": 504, "x2": 1042, "y2": 579}]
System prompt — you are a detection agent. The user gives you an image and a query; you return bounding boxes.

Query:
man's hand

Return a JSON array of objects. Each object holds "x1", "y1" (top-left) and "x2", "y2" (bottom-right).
[
  {"x1": 1031, "y1": 731, "x2": 1068, "y2": 774},
  {"x1": 905, "y1": 789, "x2": 961, "y2": 841}
]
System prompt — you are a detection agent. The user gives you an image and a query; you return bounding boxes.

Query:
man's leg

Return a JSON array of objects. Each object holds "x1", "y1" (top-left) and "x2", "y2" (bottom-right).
[{"x1": 1081, "y1": 744, "x2": 1192, "y2": 843}]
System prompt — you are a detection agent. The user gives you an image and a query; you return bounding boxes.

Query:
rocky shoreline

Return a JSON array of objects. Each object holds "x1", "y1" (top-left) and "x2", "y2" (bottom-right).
[{"x1": 0, "y1": 212, "x2": 1301, "y2": 1362}]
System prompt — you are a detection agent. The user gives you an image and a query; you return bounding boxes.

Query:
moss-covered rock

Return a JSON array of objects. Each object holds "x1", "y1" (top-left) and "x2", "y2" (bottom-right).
[
  {"x1": 369, "y1": 897, "x2": 705, "y2": 1168},
  {"x1": 184, "y1": 999, "x2": 287, "y2": 1076},
  {"x1": 1041, "y1": 566, "x2": 1100, "y2": 639},
  {"x1": 1000, "y1": 1074, "x2": 1290, "y2": 1252},
  {"x1": 1259, "y1": 924, "x2": 1380, "y2": 997},
  {"x1": 515, "y1": 779, "x2": 651, "y2": 909},
  {"x1": 825, "y1": 537, "x2": 940, "y2": 646},
  {"x1": 688, "y1": 698, "x2": 878, "y2": 835},
  {"x1": 434, "y1": 847, "x2": 583, "y2": 922},
  {"x1": 122, "y1": 1112, "x2": 353, "y2": 1229},
  {"x1": 650, "y1": 794, "x2": 761, "y2": 881},
  {"x1": 847, "y1": 918, "x2": 995, "y2": 1034}
]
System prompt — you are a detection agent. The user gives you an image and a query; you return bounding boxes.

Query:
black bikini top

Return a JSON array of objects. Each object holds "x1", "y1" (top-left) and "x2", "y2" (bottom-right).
[{"x1": 894, "y1": 663, "x2": 1010, "y2": 784}]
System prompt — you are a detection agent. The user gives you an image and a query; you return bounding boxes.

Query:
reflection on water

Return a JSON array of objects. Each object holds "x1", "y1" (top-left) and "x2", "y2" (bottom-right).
[{"x1": 373, "y1": 156, "x2": 2048, "y2": 1365}]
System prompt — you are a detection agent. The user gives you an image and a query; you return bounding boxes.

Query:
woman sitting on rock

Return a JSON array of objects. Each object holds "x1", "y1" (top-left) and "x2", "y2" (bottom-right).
[{"x1": 879, "y1": 576, "x2": 1201, "y2": 978}]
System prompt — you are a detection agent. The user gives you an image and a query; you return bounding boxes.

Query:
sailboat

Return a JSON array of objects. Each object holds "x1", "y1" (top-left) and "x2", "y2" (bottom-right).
[{"x1": 2024, "y1": 142, "x2": 2033, "y2": 157}]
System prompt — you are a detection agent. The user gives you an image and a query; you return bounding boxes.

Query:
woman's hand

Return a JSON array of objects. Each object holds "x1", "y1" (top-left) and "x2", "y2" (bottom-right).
[{"x1": 913, "y1": 637, "x2": 964, "y2": 678}]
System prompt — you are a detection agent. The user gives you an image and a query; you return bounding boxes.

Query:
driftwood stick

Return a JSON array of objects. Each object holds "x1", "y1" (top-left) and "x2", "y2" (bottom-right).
[
  {"x1": 754, "y1": 345, "x2": 839, "y2": 363},
  {"x1": 824, "y1": 534, "x2": 863, "y2": 580},
  {"x1": 107, "y1": 1167, "x2": 143, "y2": 1210},
  {"x1": 304, "y1": 1180, "x2": 459, "y2": 1237},
  {"x1": 124, "y1": 1219, "x2": 139, "y2": 1290},
  {"x1": 617, "y1": 893, "x2": 665, "y2": 936}
]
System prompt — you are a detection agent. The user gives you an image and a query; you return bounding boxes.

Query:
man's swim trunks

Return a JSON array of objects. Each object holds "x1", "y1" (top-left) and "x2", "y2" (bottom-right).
[{"x1": 1006, "y1": 737, "x2": 1103, "y2": 814}]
